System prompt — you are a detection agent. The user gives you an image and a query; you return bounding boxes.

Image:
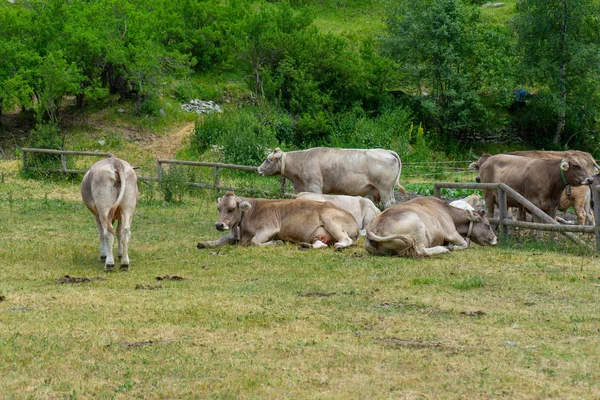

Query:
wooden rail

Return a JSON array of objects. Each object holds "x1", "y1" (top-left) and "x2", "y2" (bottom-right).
[
  {"x1": 21, "y1": 148, "x2": 113, "y2": 177},
  {"x1": 434, "y1": 181, "x2": 600, "y2": 251},
  {"x1": 156, "y1": 158, "x2": 289, "y2": 196}
]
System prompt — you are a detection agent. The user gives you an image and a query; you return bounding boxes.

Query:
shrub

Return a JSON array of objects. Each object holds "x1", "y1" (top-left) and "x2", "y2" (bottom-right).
[{"x1": 158, "y1": 165, "x2": 189, "y2": 203}]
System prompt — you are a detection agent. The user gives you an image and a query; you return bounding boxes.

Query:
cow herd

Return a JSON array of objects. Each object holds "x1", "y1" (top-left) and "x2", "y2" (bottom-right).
[{"x1": 80, "y1": 147, "x2": 599, "y2": 271}]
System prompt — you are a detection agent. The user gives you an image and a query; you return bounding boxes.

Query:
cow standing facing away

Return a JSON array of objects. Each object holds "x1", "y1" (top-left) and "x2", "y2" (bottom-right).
[
  {"x1": 196, "y1": 192, "x2": 359, "y2": 249},
  {"x1": 365, "y1": 197, "x2": 497, "y2": 257},
  {"x1": 257, "y1": 147, "x2": 405, "y2": 209},
  {"x1": 81, "y1": 156, "x2": 138, "y2": 271}
]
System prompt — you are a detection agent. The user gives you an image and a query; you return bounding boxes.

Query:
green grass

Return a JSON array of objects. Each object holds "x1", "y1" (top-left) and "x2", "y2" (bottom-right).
[{"x1": 1, "y1": 165, "x2": 599, "y2": 398}]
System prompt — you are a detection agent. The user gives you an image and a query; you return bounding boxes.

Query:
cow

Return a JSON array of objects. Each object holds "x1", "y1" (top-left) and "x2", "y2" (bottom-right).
[
  {"x1": 365, "y1": 197, "x2": 497, "y2": 257},
  {"x1": 257, "y1": 147, "x2": 406, "y2": 209},
  {"x1": 477, "y1": 154, "x2": 594, "y2": 223},
  {"x1": 472, "y1": 150, "x2": 598, "y2": 224},
  {"x1": 81, "y1": 156, "x2": 138, "y2": 271},
  {"x1": 295, "y1": 192, "x2": 381, "y2": 232},
  {"x1": 196, "y1": 192, "x2": 359, "y2": 249},
  {"x1": 449, "y1": 193, "x2": 486, "y2": 212}
]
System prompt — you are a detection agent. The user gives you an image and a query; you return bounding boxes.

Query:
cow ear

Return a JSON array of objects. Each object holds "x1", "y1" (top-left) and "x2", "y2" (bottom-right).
[
  {"x1": 239, "y1": 201, "x2": 252, "y2": 211},
  {"x1": 560, "y1": 160, "x2": 569, "y2": 171},
  {"x1": 217, "y1": 197, "x2": 222, "y2": 203},
  {"x1": 477, "y1": 209, "x2": 486, "y2": 218},
  {"x1": 273, "y1": 148, "x2": 283, "y2": 160},
  {"x1": 466, "y1": 209, "x2": 481, "y2": 222}
]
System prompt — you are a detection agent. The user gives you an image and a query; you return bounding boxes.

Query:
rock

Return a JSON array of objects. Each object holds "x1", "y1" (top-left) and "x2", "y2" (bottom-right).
[{"x1": 181, "y1": 99, "x2": 223, "y2": 115}]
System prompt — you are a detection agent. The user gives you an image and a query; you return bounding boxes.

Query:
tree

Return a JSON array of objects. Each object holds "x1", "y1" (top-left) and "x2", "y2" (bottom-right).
[
  {"x1": 380, "y1": 0, "x2": 492, "y2": 141},
  {"x1": 514, "y1": 0, "x2": 600, "y2": 144}
]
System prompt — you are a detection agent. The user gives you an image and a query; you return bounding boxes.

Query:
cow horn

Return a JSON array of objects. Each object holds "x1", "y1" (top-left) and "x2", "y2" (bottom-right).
[
  {"x1": 465, "y1": 209, "x2": 481, "y2": 222},
  {"x1": 560, "y1": 159, "x2": 569, "y2": 171}
]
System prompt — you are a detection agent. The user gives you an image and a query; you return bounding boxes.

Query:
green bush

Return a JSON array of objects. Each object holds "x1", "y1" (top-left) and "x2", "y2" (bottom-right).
[
  {"x1": 191, "y1": 108, "x2": 277, "y2": 165},
  {"x1": 158, "y1": 165, "x2": 189, "y2": 203}
]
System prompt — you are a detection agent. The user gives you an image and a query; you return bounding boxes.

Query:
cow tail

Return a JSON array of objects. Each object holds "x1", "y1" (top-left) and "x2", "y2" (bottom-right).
[
  {"x1": 366, "y1": 230, "x2": 412, "y2": 244},
  {"x1": 389, "y1": 150, "x2": 408, "y2": 195},
  {"x1": 106, "y1": 158, "x2": 127, "y2": 234}
]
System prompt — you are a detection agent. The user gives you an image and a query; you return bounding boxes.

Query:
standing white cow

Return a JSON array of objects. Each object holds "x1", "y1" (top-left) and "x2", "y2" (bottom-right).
[
  {"x1": 81, "y1": 156, "x2": 138, "y2": 271},
  {"x1": 257, "y1": 147, "x2": 405, "y2": 209}
]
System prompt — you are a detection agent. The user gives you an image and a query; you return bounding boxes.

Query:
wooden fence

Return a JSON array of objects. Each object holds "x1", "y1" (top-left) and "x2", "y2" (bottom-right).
[
  {"x1": 433, "y1": 182, "x2": 600, "y2": 251},
  {"x1": 18, "y1": 148, "x2": 600, "y2": 251}
]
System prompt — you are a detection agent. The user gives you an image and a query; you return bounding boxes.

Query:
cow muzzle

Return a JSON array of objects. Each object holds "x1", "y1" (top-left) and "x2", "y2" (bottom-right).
[
  {"x1": 257, "y1": 168, "x2": 264, "y2": 177},
  {"x1": 582, "y1": 177, "x2": 594, "y2": 185},
  {"x1": 215, "y1": 222, "x2": 229, "y2": 231}
]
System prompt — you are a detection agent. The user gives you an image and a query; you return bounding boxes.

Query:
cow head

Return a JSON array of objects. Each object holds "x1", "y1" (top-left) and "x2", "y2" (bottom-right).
[
  {"x1": 561, "y1": 156, "x2": 594, "y2": 186},
  {"x1": 257, "y1": 148, "x2": 283, "y2": 177},
  {"x1": 215, "y1": 192, "x2": 252, "y2": 231},
  {"x1": 466, "y1": 209, "x2": 498, "y2": 246}
]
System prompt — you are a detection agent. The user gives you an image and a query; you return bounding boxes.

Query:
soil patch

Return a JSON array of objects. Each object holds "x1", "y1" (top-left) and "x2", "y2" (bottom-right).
[
  {"x1": 155, "y1": 275, "x2": 186, "y2": 281},
  {"x1": 122, "y1": 339, "x2": 175, "y2": 348},
  {"x1": 135, "y1": 284, "x2": 163, "y2": 290},
  {"x1": 57, "y1": 275, "x2": 107, "y2": 284},
  {"x1": 460, "y1": 310, "x2": 487, "y2": 317},
  {"x1": 298, "y1": 292, "x2": 336, "y2": 297},
  {"x1": 0, "y1": 295, "x2": 5, "y2": 302}
]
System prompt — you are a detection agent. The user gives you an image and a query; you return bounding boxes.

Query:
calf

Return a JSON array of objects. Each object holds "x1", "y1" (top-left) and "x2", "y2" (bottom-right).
[
  {"x1": 81, "y1": 156, "x2": 138, "y2": 271},
  {"x1": 197, "y1": 192, "x2": 359, "y2": 249}
]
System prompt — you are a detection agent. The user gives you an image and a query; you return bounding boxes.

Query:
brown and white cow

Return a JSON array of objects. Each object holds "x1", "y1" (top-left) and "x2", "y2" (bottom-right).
[
  {"x1": 81, "y1": 156, "x2": 138, "y2": 271},
  {"x1": 295, "y1": 192, "x2": 381, "y2": 232},
  {"x1": 365, "y1": 197, "x2": 497, "y2": 257},
  {"x1": 477, "y1": 154, "x2": 594, "y2": 222},
  {"x1": 196, "y1": 192, "x2": 359, "y2": 249},
  {"x1": 257, "y1": 147, "x2": 406, "y2": 209},
  {"x1": 473, "y1": 150, "x2": 597, "y2": 224}
]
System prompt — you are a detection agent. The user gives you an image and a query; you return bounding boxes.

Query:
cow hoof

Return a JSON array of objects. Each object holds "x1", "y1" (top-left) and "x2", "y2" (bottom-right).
[
  {"x1": 120, "y1": 265, "x2": 129, "y2": 272},
  {"x1": 197, "y1": 242, "x2": 206, "y2": 249},
  {"x1": 298, "y1": 242, "x2": 312, "y2": 249},
  {"x1": 274, "y1": 240, "x2": 284, "y2": 246},
  {"x1": 104, "y1": 264, "x2": 115, "y2": 272},
  {"x1": 99, "y1": 256, "x2": 107, "y2": 262}
]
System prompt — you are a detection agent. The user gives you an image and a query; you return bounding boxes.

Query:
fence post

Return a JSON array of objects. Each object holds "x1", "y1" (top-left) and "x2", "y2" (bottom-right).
[
  {"x1": 61, "y1": 153, "x2": 67, "y2": 178},
  {"x1": 434, "y1": 184, "x2": 441, "y2": 198},
  {"x1": 593, "y1": 184, "x2": 600, "y2": 252},
  {"x1": 497, "y1": 185, "x2": 508, "y2": 238},
  {"x1": 280, "y1": 177, "x2": 286, "y2": 196},
  {"x1": 214, "y1": 166, "x2": 220, "y2": 191},
  {"x1": 21, "y1": 149, "x2": 26, "y2": 173},
  {"x1": 156, "y1": 160, "x2": 163, "y2": 182}
]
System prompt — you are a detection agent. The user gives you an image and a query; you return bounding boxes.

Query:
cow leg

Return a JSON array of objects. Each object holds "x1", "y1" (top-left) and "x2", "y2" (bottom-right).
[
  {"x1": 422, "y1": 246, "x2": 451, "y2": 256},
  {"x1": 103, "y1": 225, "x2": 116, "y2": 271},
  {"x1": 117, "y1": 214, "x2": 132, "y2": 271},
  {"x1": 94, "y1": 214, "x2": 109, "y2": 262},
  {"x1": 445, "y1": 231, "x2": 469, "y2": 252},
  {"x1": 249, "y1": 228, "x2": 282, "y2": 246},
  {"x1": 197, "y1": 234, "x2": 238, "y2": 248}
]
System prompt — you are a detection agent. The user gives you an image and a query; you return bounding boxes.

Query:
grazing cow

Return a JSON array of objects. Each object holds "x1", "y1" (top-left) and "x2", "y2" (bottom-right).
[
  {"x1": 196, "y1": 192, "x2": 359, "y2": 249},
  {"x1": 365, "y1": 197, "x2": 497, "y2": 257},
  {"x1": 477, "y1": 154, "x2": 594, "y2": 222},
  {"x1": 295, "y1": 192, "x2": 381, "y2": 232},
  {"x1": 257, "y1": 147, "x2": 406, "y2": 209},
  {"x1": 449, "y1": 193, "x2": 486, "y2": 211},
  {"x1": 472, "y1": 150, "x2": 597, "y2": 224},
  {"x1": 81, "y1": 156, "x2": 138, "y2": 271}
]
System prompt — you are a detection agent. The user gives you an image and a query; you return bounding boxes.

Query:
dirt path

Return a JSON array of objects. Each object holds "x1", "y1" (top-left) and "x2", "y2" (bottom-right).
[{"x1": 141, "y1": 122, "x2": 195, "y2": 159}]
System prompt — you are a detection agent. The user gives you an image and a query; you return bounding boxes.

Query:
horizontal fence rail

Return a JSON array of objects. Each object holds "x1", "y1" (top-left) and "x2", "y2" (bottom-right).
[
  {"x1": 434, "y1": 181, "x2": 600, "y2": 251},
  {"x1": 21, "y1": 148, "x2": 113, "y2": 176}
]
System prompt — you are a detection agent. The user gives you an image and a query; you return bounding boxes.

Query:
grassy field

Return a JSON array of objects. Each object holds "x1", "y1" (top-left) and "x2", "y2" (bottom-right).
[{"x1": 1, "y1": 161, "x2": 599, "y2": 399}]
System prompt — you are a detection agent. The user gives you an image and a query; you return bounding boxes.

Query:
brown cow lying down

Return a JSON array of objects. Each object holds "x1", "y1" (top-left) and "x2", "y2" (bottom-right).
[
  {"x1": 365, "y1": 197, "x2": 497, "y2": 258},
  {"x1": 257, "y1": 147, "x2": 406, "y2": 209},
  {"x1": 295, "y1": 192, "x2": 381, "y2": 232},
  {"x1": 197, "y1": 192, "x2": 359, "y2": 249},
  {"x1": 81, "y1": 156, "x2": 138, "y2": 271}
]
